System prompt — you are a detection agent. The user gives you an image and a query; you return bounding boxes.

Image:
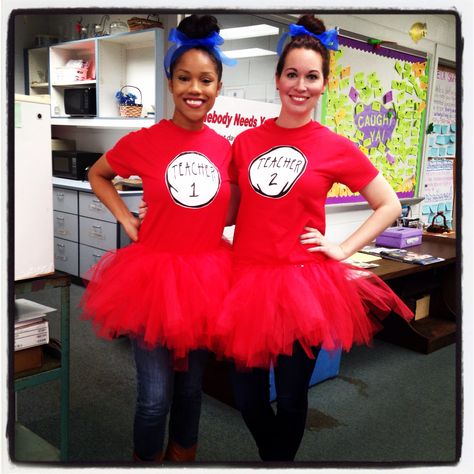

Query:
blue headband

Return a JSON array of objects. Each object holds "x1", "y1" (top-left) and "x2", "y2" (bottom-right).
[
  {"x1": 276, "y1": 24, "x2": 339, "y2": 55},
  {"x1": 164, "y1": 28, "x2": 237, "y2": 78}
]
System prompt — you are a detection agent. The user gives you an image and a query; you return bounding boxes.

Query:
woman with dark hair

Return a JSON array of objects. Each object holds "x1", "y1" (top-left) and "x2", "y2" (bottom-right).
[
  {"x1": 214, "y1": 14, "x2": 413, "y2": 462},
  {"x1": 80, "y1": 14, "x2": 236, "y2": 463}
]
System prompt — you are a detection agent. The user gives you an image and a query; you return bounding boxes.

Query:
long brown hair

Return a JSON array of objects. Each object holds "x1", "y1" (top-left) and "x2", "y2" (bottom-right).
[{"x1": 276, "y1": 15, "x2": 330, "y2": 81}]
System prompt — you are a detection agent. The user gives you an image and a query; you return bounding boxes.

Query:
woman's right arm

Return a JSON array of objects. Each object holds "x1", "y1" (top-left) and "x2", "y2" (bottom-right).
[{"x1": 88, "y1": 154, "x2": 140, "y2": 242}]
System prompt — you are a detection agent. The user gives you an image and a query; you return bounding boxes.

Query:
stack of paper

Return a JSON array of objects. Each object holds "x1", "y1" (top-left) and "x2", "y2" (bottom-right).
[{"x1": 14, "y1": 299, "x2": 55, "y2": 351}]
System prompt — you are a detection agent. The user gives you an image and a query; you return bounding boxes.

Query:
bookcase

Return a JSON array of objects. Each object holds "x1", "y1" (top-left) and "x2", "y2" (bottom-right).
[
  {"x1": 13, "y1": 273, "x2": 71, "y2": 462},
  {"x1": 48, "y1": 28, "x2": 164, "y2": 126}
]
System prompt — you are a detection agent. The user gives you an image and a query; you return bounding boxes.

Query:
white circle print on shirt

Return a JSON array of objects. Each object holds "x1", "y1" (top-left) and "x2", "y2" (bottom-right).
[
  {"x1": 248, "y1": 146, "x2": 307, "y2": 199},
  {"x1": 166, "y1": 151, "x2": 221, "y2": 208}
]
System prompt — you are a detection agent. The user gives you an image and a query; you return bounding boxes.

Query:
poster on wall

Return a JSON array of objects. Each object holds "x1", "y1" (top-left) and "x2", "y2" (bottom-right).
[
  {"x1": 204, "y1": 95, "x2": 280, "y2": 144},
  {"x1": 421, "y1": 65, "x2": 456, "y2": 229},
  {"x1": 321, "y1": 36, "x2": 429, "y2": 204}
]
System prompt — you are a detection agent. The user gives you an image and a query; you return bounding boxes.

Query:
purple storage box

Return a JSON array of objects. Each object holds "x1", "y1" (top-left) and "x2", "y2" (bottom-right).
[{"x1": 376, "y1": 226, "x2": 422, "y2": 248}]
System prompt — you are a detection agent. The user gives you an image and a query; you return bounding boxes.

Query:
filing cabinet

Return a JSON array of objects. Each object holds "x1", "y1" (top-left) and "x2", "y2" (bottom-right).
[{"x1": 52, "y1": 181, "x2": 142, "y2": 278}]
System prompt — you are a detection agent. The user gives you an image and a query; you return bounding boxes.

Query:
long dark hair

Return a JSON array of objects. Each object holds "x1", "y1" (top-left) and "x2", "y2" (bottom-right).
[
  {"x1": 276, "y1": 15, "x2": 330, "y2": 81},
  {"x1": 169, "y1": 15, "x2": 223, "y2": 80}
]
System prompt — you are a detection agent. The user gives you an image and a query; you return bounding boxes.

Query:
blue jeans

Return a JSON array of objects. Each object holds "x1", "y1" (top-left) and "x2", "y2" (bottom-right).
[
  {"x1": 231, "y1": 342, "x2": 319, "y2": 461},
  {"x1": 131, "y1": 339, "x2": 208, "y2": 460}
]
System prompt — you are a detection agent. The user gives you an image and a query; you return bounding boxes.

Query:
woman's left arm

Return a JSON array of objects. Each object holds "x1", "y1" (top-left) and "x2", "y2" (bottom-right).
[{"x1": 301, "y1": 174, "x2": 401, "y2": 260}]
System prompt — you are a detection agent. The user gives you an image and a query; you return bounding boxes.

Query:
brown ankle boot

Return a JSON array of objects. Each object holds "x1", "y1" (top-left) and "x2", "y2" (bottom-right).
[
  {"x1": 164, "y1": 440, "x2": 197, "y2": 462},
  {"x1": 133, "y1": 450, "x2": 164, "y2": 462}
]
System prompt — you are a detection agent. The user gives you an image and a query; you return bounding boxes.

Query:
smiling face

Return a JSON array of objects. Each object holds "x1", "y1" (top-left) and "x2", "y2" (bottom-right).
[
  {"x1": 275, "y1": 47, "x2": 327, "y2": 128},
  {"x1": 168, "y1": 48, "x2": 222, "y2": 131}
]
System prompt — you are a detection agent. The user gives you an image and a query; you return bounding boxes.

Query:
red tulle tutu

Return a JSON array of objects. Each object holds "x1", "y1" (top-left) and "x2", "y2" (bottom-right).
[
  {"x1": 80, "y1": 240, "x2": 232, "y2": 363},
  {"x1": 212, "y1": 259, "x2": 413, "y2": 369}
]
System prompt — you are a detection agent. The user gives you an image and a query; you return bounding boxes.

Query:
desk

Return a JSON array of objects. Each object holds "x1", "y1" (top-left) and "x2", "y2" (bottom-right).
[
  {"x1": 370, "y1": 239, "x2": 457, "y2": 353},
  {"x1": 14, "y1": 271, "x2": 71, "y2": 461}
]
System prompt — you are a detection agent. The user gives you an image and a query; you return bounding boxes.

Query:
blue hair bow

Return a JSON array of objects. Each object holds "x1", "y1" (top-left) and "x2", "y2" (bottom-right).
[
  {"x1": 276, "y1": 24, "x2": 339, "y2": 55},
  {"x1": 164, "y1": 28, "x2": 237, "y2": 78}
]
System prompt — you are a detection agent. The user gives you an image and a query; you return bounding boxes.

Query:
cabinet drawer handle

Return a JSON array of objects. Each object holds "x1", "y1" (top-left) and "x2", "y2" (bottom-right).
[
  {"x1": 56, "y1": 192, "x2": 65, "y2": 199},
  {"x1": 92, "y1": 225, "x2": 102, "y2": 230},
  {"x1": 55, "y1": 255, "x2": 67, "y2": 261},
  {"x1": 92, "y1": 198, "x2": 102, "y2": 204},
  {"x1": 56, "y1": 243, "x2": 65, "y2": 249},
  {"x1": 90, "y1": 201, "x2": 104, "y2": 211},
  {"x1": 56, "y1": 216, "x2": 65, "y2": 221},
  {"x1": 93, "y1": 253, "x2": 102, "y2": 261},
  {"x1": 56, "y1": 229, "x2": 68, "y2": 235}
]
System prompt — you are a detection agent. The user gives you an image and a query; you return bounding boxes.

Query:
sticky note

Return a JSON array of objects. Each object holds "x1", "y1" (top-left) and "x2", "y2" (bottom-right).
[
  {"x1": 360, "y1": 146, "x2": 369, "y2": 155},
  {"x1": 441, "y1": 125, "x2": 449, "y2": 134},
  {"x1": 383, "y1": 91, "x2": 393, "y2": 104},
  {"x1": 340, "y1": 77, "x2": 350, "y2": 90},
  {"x1": 377, "y1": 142, "x2": 386, "y2": 153},
  {"x1": 372, "y1": 101, "x2": 381, "y2": 111},
  {"x1": 446, "y1": 202, "x2": 453, "y2": 211},
  {"x1": 395, "y1": 61, "x2": 403, "y2": 75},
  {"x1": 355, "y1": 103, "x2": 365, "y2": 115},
  {"x1": 422, "y1": 205, "x2": 431, "y2": 215},
  {"x1": 356, "y1": 129, "x2": 365, "y2": 141},
  {"x1": 437, "y1": 203, "x2": 446, "y2": 212},
  {"x1": 447, "y1": 145, "x2": 455, "y2": 156},
  {"x1": 450, "y1": 124, "x2": 456, "y2": 132},
  {"x1": 397, "y1": 91, "x2": 406, "y2": 101},
  {"x1": 363, "y1": 138, "x2": 372, "y2": 147},
  {"x1": 436, "y1": 135, "x2": 448, "y2": 145},
  {"x1": 449, "y1": 135, "x2": 456, "y2": 143},
  {"x1": 386, "y1": 153, "x2": 395, "y2": 164},
  {"x1": 405, "y1": 84, "x2": 414, "y2": 95},
  {"x1": 433, "y1": 124, "x2": 441, "y2": 134},
  {"x1": 354, "y1": 72, "x2": 364, "y2": 83},
  {"x1": 349, "y1": 86, "x2": 359, "y2": 103},
  {"x1": 392, "y1": 80, "x2": 403, "y2": 90},
  {"x1": 340, "y1": 66, "x2": 351, "y2": 78}
]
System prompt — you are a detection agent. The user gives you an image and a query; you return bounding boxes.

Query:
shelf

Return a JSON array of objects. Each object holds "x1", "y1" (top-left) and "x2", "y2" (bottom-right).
[
  {"x1": 14, "y1": 348, "x2": 61, "y2": 390},
  {"x1": 51, "y1": 80, "x2": 96, "y2": 87},
  {"x1": 51, "y1": 117, "x2": 154, "y2": 129},
  {"x1": 30, "y1": 82, "x2": 49, "y2": 88}
]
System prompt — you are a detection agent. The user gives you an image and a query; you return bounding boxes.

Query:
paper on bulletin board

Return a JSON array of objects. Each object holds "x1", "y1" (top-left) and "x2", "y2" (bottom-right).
[
  {"x1": 421, "y1": 158, "x2": 454, "y2": 229},
  {"x1": 422, "y1": 65, "x2": 456, "y2": 230},
  {"x1": 321, "y1": 36, "x2": 429, "y2": 204}
]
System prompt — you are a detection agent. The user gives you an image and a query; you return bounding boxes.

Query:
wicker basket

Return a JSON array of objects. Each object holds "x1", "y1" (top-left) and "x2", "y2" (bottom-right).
[
  {"x1": 127, "y1": 15, "x2": 163, "y2": 31},
  {"x1": 118, "y1": 85, "x2": 143, "y2": 118}
]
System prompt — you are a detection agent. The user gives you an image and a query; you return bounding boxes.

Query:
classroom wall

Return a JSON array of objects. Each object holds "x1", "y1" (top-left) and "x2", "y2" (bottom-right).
[{"x1": 13, "y1": 11, "x2": 458, "y2": 242}]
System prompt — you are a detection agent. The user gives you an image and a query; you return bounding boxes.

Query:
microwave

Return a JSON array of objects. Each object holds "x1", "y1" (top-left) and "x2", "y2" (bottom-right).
[
  {"x1": 64, "y1": 87, "x2": 96, "y2": 116},
  {"x1": 52, "y1": 151, "x2": 101, "y2": 180}
]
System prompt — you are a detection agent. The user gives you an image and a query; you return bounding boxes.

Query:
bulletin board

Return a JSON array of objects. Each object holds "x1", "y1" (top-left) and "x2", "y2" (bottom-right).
[
  {"x1": 321, "y1": 35, "x2": 429, "y2": 204},
  {"x1": 421, "y1": 64, "x2": 456, "y2": 229}
]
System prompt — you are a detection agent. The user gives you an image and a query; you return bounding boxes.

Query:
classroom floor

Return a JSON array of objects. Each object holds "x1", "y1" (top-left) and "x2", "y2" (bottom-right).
[{"x1": 11, "y1": 282, "x2": 458, "y2": 466}]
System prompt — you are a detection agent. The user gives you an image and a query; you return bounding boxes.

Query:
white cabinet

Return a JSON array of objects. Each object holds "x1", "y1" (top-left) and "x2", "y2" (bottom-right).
[
  {"x1": 48, "y1": 28, "x2": 164, "y2": 125},
  {"x1": 14, "y1": 94, "x2": 55, "y2": 280},
  {"x1": 52, "y1": 180, "x2": 142, "y2": 278}
]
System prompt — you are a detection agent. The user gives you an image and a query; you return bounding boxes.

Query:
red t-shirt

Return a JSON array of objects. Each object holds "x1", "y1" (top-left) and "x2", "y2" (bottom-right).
[
  {"x1": 106, "y1": 120, "x2": 232, "y2": 253},
  {"x1": 232, "y1": 118, "x2": 379, "y2": 265}
]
